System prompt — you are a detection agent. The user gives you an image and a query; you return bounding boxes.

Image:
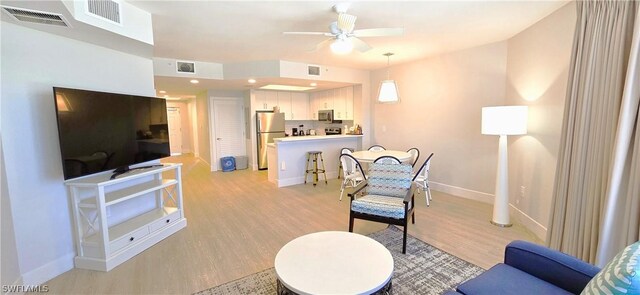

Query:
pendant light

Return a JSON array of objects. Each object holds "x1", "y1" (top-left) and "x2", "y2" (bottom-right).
[{"x1": 378, "y1": 52, "x2": 399, "y2": 103}]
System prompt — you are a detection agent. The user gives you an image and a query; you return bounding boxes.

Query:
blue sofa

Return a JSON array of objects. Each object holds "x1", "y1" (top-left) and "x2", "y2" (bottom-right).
[{"x1": 447, "y1": 240, "x2": 601, "y2": 295}]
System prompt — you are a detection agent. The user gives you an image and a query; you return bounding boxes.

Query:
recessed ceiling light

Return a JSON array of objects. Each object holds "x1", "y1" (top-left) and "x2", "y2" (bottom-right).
[
  {"x1": 159, "y1": 90, "x2": 166, "y2": 94},
  {"x1": 259, "y1": 84, "x2": 315, "y2": 91},
  {"x1": 190, "y1": 79, "x2": 199, "y2": 84},
  {"x1": 248, "y1": 79, "x2": 256, "y2": 84},
  {"x1": 310, "y1": 82, "x2": 317, "y2": 87}
]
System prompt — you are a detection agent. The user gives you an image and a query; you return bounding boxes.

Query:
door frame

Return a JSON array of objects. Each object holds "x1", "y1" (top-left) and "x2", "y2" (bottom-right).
[
  {"x1": 209, "y1": 96, "x2": 246, "y2": 171},
  {"x1": 166, "y1": 106, "x2": 182, "y2": 156}
]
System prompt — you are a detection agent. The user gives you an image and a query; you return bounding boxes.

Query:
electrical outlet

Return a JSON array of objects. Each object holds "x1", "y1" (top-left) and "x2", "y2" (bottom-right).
[
  {"x1": 281, "y1": 161, "x2": 286, "y2": 171},
  {"x1": 520, "y1": 186, "x2": 525, "y2": 201}
]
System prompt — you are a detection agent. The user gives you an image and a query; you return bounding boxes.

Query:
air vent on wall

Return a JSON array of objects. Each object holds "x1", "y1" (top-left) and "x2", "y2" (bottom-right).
[
  {"x1": 87, "y1": 0, "x2": 121, "y2": 25},
  {"x1": 1, "y1": 5, "x2": 70, "y2": 27},
  {"x1": 308, "y1": 65, "x2": 321, "y2": 76},
  {"x1": 177, "y1": 61, "x2": 196, "y2": 74}
]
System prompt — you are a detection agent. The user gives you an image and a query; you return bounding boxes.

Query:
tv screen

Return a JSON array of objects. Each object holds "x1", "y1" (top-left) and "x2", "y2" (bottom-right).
[{"x1": 54, "y1": 87, "x2": 171, "y2": 180}]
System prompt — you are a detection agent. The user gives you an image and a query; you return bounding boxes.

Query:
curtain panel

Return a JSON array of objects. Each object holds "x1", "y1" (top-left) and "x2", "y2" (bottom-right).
[{"x1": 547, "y1": 0, "x2": 639, "y2": 266}]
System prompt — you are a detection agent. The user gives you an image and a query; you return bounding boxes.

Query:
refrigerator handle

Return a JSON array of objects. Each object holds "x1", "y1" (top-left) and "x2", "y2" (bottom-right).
[{"x1": 257, "y1": 118, "x2": 261, "y2": 130}]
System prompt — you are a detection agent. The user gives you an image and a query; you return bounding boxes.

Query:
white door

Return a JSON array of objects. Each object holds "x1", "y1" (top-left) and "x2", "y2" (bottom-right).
[
  {"x1": 212, "y1": 99, "x2": 246, "y2": 170},
  {"x1": 167, "y1": 107, "x2": 182, "y2": 155}
]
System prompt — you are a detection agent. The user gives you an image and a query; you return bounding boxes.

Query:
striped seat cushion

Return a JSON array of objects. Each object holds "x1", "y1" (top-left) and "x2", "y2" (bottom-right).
[{"x1": 351, "y1": 194, "x2": 407, "y2": 219}]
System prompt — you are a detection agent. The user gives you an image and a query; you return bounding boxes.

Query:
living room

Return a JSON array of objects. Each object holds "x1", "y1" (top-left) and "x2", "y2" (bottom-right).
[{"x1": 2, "y1": 1, "x2": 639, "y2": 294}]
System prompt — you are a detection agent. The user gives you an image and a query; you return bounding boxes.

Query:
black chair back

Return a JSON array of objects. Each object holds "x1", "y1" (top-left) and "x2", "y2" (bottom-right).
[
  {"x1": 373, "y1": 155, "x2": 402, "y2": 164},
  {"x1": 412, "y1": 153, "x2": 434, "y2": 181},
  {"x1": 339, "y1": 153, "x2": 367, "y2": 179},
  {"x1": 368, "y1": 144, "x2": 386, "y2": 151}
]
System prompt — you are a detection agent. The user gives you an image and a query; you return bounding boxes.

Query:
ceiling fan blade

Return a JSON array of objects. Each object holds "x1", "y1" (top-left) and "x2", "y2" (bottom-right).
[
  {"x1": 350, "y1": 37, "x2": 372, "y2": 53},
  {"x1": 283, "y1": 32, "x2": 334, "y2": 36},
  {"x1": 308, "y1": 38, "x2": 335, "y2": 52},
  {"x1": 337, "y1": 13, "x2": 357, "y2": 33},
  {"x1": 352, "y1": 28, "x2": 404, "y2": 37}
]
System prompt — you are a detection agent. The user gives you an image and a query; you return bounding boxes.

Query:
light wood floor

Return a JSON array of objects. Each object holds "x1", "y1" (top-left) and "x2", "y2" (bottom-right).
[{"x1": 43, "y1": 154, "x2": 539, "y2": 294}]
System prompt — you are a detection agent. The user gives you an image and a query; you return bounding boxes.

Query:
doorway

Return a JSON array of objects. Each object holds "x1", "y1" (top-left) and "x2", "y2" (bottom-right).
[
  {"x1": 211, "y1": 98, "x2": 246, "y2": 171},
  {"x1": 167, "y1": 107, "x2": 182, "y2": 155}
]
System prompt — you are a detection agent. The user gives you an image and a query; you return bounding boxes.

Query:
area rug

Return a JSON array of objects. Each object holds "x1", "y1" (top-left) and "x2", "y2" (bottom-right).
[{"x1": 194, "y1": 226, "x2": 484, "y2": 295}]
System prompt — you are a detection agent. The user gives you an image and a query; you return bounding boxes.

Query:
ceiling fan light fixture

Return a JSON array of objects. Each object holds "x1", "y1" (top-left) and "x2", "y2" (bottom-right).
[{"x1": 330, "y1": 38, "x2": 353, "y2": 54}]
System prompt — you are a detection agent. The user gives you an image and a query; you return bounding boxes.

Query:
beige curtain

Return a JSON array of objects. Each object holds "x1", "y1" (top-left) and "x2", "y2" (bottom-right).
[
  {"x1": 547, "y1": 0, "x2": 639, "y2": 265},
  {"x1": 596, "y1": 3, "x2": 640, "y2": 266}
]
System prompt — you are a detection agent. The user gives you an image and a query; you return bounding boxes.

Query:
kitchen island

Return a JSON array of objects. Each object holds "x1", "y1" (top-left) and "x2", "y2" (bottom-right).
[{"x1": 268, "y1": 135, "x2": 363, "y2": 187}]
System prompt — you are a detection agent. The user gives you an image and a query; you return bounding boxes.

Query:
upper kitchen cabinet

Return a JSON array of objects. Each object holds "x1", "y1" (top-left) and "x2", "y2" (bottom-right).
[
  {"x1": 290, "y1": 92, "x2": 310, "y2": 120},
  {"x1": 309, "y1": 86, "x2": 354, "y2": 121},
  {"x1": 334, "y1": 86, "x2": 354, "y2": 120},
  {"x1": 277, "y1": 91, "x2": 292, "y2": 120},
  {"x1": 150, "y1": 99, "x2": 168, "y2": 124},
  {"x1": 255, "y1": 90, "x2": 279, "y2": 110}
]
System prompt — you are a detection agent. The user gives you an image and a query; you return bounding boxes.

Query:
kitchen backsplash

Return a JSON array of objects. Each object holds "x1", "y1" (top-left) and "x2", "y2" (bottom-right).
[{"x1": 284, "y1": 120, "x2": 353, "y2": 135}]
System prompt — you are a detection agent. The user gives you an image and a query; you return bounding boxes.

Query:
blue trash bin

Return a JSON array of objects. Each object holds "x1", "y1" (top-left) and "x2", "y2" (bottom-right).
[{"x1": 221, "y1": 156, "x2": 236, "y2": 172}]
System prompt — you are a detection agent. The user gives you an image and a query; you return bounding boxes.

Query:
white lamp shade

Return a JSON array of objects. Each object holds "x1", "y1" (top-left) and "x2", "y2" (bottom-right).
[
  {"x1": 378, "y1": 80, "x2": 399, "y2": 103},
  {"x1": 330, "y1": 38, "x2": 353, "y2": 54},
  {"x1": 481, "y1": 106, "x2": 528, "y2": 135}
]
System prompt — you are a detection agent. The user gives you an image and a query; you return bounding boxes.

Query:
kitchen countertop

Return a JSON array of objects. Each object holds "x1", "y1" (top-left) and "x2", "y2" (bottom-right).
[{"x1": 274, "y1": 135, "x2": 363, "y2": 143}]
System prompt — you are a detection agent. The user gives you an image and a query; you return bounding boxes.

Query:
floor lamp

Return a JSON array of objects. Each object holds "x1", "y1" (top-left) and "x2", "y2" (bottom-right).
[{"x1": 481, "y1": 106, "x2": 528, "y2": 227}]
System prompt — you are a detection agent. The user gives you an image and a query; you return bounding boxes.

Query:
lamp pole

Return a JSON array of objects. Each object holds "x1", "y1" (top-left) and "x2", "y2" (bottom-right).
[{"x1": 491, "y1": 134, "x2": 511, "y2": 227}]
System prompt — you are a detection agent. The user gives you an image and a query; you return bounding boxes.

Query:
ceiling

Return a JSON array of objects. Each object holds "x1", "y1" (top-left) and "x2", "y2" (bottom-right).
[
  {"x1": 132, "y1": 1, "x2": 568, "y2": 70},
  {"x1": 1, "y1": 1, "x2": 569, "y2": 98}
]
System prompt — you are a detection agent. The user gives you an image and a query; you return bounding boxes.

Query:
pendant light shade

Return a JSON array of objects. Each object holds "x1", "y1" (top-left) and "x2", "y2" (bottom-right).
[
  {"x1": 378, "y1": 80, "x2": 399, "y2": 103},
  {"x1": 378, "y1": 53, "x2": 399, "y2": 103}
]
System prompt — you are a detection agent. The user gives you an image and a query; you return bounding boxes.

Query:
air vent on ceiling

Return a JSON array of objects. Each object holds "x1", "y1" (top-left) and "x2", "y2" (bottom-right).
[
  {"x1": 308, "y1": 65, "x2": 321, "y2": 76},
  {"x1": 177, "y1": 61, "x2": 196, "y2": 74},
  {"x1": 1, "y1": 5, "x2": 70, "y2": 27},
  {"x1": 87, "y1": 0, "x2": 121, "y2": 25}
]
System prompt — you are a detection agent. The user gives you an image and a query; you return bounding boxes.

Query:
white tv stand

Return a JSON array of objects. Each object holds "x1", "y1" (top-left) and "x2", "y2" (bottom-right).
[{"x1": 65, "y1": 163, "x2": 187, "y2": 271}]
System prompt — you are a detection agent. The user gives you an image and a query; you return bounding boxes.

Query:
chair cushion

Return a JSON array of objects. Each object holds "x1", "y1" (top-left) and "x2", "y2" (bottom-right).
[
  {"x1": 457, "y1": 263, "x2": 573, "y2": 295},
  {"x1": 581, "y1": 241, "x2": 640, "y2": 295},
  {"x1": 367, "y1": 163, "x2": 412, "y2": 198},
  {"x1": 351, "y1": 195, "x2": 407, "y2": 219}
]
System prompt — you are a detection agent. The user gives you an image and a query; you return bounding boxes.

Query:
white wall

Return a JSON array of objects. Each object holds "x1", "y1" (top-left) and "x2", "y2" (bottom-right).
[
  {"x1": 1, "y1": 140, "x2": 22, "y2": 287},
  {"x1": 195, "y1": 90, "x2": 211, "y2": 167},
  {"x1": 371, "y1": 42, "x2": 508, "y2": 199},
  {"x1": 506, "y1": 2, "x2": 576, "y2": 238},
  {"x1": 1, "y1": 22, "x2": 155, "y2": 284}
]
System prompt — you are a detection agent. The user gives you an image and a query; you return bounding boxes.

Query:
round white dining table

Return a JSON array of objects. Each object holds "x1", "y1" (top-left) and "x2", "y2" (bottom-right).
[{"x1": 351, "y1": 150, "x2": 412, "y2": 163}]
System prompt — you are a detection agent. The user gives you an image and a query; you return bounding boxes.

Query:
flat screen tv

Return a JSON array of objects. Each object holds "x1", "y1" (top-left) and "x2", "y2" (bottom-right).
[{"x1": 54, "y1": 87, "x2": 171, "y2": 180}]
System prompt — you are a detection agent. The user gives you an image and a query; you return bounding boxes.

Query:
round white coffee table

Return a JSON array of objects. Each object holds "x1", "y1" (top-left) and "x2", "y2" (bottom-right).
[{"x1": 274, "y1": 231, "x2": 394, "y2": 295}]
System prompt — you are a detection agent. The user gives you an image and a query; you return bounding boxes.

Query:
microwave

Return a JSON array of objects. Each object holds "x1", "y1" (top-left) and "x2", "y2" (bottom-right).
[{"x1": 318, "y1": 110, "x2": 342, "y2": 123}]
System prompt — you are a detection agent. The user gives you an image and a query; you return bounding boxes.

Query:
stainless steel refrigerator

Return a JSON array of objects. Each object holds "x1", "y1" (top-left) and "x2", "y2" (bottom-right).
[{"x1": 256, "y1": 111, "x2": 285, "y2": 170}]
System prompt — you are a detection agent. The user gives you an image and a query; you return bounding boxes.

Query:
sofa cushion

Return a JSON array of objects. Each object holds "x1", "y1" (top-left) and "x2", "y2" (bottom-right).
[
  {"x1": 457, "y1": 263, "x2": 573, "y2": 295},
  {"x1": 581, "y1": 241, "x2": 640, "y2": 295}
]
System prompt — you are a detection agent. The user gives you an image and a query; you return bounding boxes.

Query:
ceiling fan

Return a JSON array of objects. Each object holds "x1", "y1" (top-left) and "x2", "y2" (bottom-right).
[{"x1": 283, "y1": 3, "x2": 404, "y2": 54}]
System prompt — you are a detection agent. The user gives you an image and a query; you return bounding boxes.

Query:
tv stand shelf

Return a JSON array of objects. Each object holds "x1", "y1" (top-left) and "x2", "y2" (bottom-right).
[{"x1": 66, "y1": 163, "x2": 187, "y2": 271}]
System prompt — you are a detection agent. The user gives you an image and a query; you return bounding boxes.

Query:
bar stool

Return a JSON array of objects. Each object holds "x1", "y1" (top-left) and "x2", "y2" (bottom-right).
[{"x1": 304, "y1": 151, "x2": 328, "y2": 186}]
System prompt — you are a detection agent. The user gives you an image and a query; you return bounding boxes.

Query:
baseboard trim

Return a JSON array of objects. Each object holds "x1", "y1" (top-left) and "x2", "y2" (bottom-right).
[
  {"x1": 20, "y1": 252, "x2": 74, "y2": 286},
  {"x1": 509, "y1": 204, "x2": 547, "y2": 241},
  {"x1": 429, "y1": 181, "x2": 494, "y2": 204},
  {"x1": 276, "y1": 172, "x2": 338, "y2": 188}
]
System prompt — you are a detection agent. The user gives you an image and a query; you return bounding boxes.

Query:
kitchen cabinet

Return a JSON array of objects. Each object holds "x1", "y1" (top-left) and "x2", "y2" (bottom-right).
[
  {"x1": 254, "y1": 90, "x2": 310, "y2": 120},
  {"x1": 309, "y1": 86, "x2": 354, "y2": 121},
  {"x1": 255, "y1": 90, "x2": 279, "y2": 110},
  {"x1": 290, "y1": 92, "x2": 309, "y2": 120},
  {"x1": 334, "y1": 87, "x2": 354, "y2": 120},
  {"x1": 277, "y1": 92, "x2": 292, "y2": 120}
]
